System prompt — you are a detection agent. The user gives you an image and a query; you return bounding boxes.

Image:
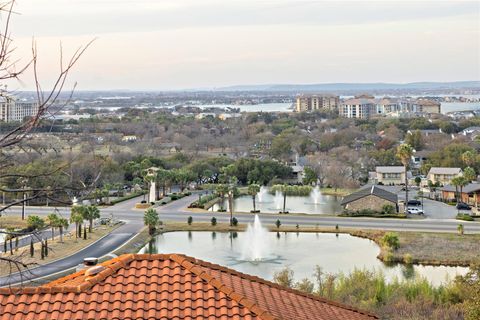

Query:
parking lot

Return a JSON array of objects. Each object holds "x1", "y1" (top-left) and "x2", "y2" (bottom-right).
[{"x1": 377, "y1": 185, "x2": 459, "y2": 220}]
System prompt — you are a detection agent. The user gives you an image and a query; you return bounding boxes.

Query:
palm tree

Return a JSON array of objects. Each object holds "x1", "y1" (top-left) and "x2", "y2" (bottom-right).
[
  {"x1": 215, "y1": 184, "x2": 228, "y2": 211},
  {"x1": 46, "y1": 213, "x2": 59, "y2": 241},
  {"x1": 70, "y1": 206, "x2": 85, "y2": 239},
  {"x1": 144, "y1": 208, "x2": 159, "y2": 236},
  {"x1": 451, "y1": 176, "x2": 466, "y2": 203},
  {"x1": 56, "y1": 217, "x2": 69, "y2": 243},
  {"x1": 396, "y1": 144, "x2": 413, "y2": 213},
  {"x1": 248, "y1": 183, "x2": 260, "y2": 213},
  {"x1": 82, "y1": 205, "x2": 101, "y2": 233}
]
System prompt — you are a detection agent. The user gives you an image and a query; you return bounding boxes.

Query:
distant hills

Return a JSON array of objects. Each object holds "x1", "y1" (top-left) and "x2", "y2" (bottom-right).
[{"x1": 217, "y1": 81, "x2": 480, "y2": 92}]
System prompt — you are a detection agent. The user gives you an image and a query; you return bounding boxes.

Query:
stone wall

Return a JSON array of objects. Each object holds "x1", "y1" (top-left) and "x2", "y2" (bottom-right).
[{"x1": 345, "y1": 195, "x2": 397, "y2": 212}]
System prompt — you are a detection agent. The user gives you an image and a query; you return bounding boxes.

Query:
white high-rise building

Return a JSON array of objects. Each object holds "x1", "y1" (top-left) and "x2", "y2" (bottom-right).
[{"x1": 0, "y1": 96, "x2": 39, "y2": 122}]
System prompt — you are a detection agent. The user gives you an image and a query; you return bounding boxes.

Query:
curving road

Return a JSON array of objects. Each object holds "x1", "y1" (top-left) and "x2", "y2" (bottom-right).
[{"x1": 1, "y1": 193, "x2": 479, "y2": 286}]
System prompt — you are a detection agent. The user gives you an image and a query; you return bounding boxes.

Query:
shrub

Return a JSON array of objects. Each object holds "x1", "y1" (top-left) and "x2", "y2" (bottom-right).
[
  {"x1": 456, "y1": 214, "x2": 474, "y2": 222},
  {"x1": 141, "y1": 200, "x2": 147, "y2": 204},
  {"x1": 383, "y1": 249, "x2": 394, "y2": 262},
  {"x1": 403, "y1": 253, "x2": 413, "y2": 264},
  {"x1": 381, "y1": 232, "x2": 400, "y2": 250},
  {"x1": 161, "y1": 201, "x2": 167, "y2": 205},
  {"x1": 187, "y1": 216, "x2": 193, "y2": 225},
  {"x1": 211, "y1": 217, "x2": 217, "y2": 226},
  {"x1": 231, "y1": 217, "x2": 238, "y2": 226},
  {"x1": 270, "y1": 184, "x2": 312, "y2": 196},
  {"x1": 170, "y1": 195, "x2": 179, "y2": 201},
  {"x1": 382, "y1": 204, "x2": 395, "y2": 215}
]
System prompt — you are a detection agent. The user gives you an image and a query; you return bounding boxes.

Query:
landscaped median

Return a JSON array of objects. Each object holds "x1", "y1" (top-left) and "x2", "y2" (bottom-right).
[
  {"x1": 135, "y1": 191, "x2": 192, "y2": 209},
  {"x1": 0, "y1": 222, "x2": 121, "y2": 277}
]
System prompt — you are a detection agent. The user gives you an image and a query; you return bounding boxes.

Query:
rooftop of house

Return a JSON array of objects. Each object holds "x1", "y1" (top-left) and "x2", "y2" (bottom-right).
[
  {"x1": 428, "y1": 167, "x2": 462, "y2": 175},
  {"x1": 416, "y1": 99, "x2": 441, "y2": 106},
  {"x1": 0, "y1": 254, "x2": 378, "y2": 320},
  {"x1": 441, "y1": 182, "x2": 480, "y2": 194},
  {"x1": 375, "y1": 166, "x2": 405, "y2": 173},
  {"x1": 342, "y1": 98, "x2": 375, "y2": 106},
  {"x1": 341, "y1": 185, "x2": 398, "y2": 206}
]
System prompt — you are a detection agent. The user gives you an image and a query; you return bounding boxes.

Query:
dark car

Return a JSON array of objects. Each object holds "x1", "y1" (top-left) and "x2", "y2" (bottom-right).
[
  {"x1": 456, "y1": 202, "x2": 471, "y2": 210},
  {"x1": 407, "y1": 200, "x2": 421, "y2": 206}
]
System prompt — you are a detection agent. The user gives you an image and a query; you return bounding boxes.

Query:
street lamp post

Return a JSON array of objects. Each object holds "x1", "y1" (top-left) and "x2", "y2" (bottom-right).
[
  {"x1": 21, "y1": 182, "x2": 27, "y2": 220},
  {"x1": 228, "y1": 190, "x2": 233, "y2": 226}
]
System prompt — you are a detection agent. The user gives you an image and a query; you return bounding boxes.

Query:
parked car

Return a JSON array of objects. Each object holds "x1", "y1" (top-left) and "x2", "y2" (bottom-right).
[
  {"x1": 407, "y1": 200, "x2": 421, "y2": 206},
  {"x1": 407, "y1": 207, "x2": 424, "y2": 215},
  {"x1": 456, "y1": 202, "x2": 471, "y2": 210}
]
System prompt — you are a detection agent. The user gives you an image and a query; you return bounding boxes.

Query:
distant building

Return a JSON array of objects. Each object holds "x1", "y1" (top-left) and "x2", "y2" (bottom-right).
[
  {"x1": 0, "y1": 96, "x2": 39, "y2": 122},
  {"x1": 295, "y1": 94, "x2": 339, "y2": 112},
  {"x1": 416, "y1": 99, "x2": 441, "y2": 114},
  {"x1": 341, "y1": 185, "x2": 398, "y2": 212},
  {"x1": 411, "y1": 150, "x2": 431, "y2": 168},
  {"x1": 427, "y1": 167, "x2": 462, "y2": 185},
  {"x1": 340, "y1": 98, "x2": 375, "y2": 119},
  {"x1": 375, "y1": 98, "x2": 400, "y2": 115},
  {"x1": 373, "y1": 166, "x2": 411, "y2": 185}
]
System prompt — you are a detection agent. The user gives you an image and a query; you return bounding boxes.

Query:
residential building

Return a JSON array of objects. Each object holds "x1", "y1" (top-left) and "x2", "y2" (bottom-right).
[
  {"x1": 415, "y1": 99, "x2": 441, "y2": 114},
  {"x1": 441, "y1": 183, "x2": 480, "y2": 206},
  {"x1": 461, "y1": 126, "x2": 480, "y2": 140},
  {"x1": 341, "y1": 185, "x2": 398, "y2": 212},
  {"x1": 373, "y1": 166, "x2": 411, "y2": 185},
  {"x1": 411, "y1": 150, "x2": 432, "y2": 168},
  {"x1": 0, "y1": 96, "x2": 39, "y2": 122},
  {"x1": 340, "y1": 98, "x2": 375, "y2": 119},
  {"x1": 427, "y1": 167, "x2": 462, "y2": 185},
  {"x1": 0, "y1": 254, "x2": 378, "y2": 320},
  {"x1": 375, "y1": 98, "x2": 400, "y2": 115},
  {"x1": 295, "y1": 94, "x2": 339, "y2": 112}
]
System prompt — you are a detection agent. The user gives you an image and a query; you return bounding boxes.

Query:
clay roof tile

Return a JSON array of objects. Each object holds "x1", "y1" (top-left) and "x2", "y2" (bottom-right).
[{"x1": 0, "y1": 253, "x2": 377, "y2": 320}]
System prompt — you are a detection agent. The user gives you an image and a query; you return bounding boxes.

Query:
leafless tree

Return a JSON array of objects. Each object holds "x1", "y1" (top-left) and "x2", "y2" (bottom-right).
[{"x1": 0, "y1": 1, "x2": 91, "y2": 280}]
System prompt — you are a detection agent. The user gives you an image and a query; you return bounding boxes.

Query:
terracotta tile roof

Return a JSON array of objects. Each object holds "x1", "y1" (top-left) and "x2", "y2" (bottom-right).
[{"x1": 0, "y1": 254, "x2": 378, "y2": 320}]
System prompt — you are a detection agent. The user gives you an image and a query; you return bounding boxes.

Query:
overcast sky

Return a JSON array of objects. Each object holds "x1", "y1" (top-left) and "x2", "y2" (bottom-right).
[{"x1": 5, "y1": 0, "x2": 480, "y2": 91}]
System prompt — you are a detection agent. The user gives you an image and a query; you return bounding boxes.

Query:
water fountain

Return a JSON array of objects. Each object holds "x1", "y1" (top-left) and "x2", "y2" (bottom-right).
[
  {"x1": 257, "y1": 186, "x2": 268, "y2": 203},
  {"x1": 241, "y1": 215, "x2": 271, "y2": 262},
  {"x1": 310, "y1": 186, "x2": 323, "y2": 205},
  {"x1": 274, "y1": 190, "x2": 283, "y2": 210}
]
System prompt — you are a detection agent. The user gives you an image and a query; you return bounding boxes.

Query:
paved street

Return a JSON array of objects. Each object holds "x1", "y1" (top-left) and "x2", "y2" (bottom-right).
[{"x1": 1, "y1": 192, "x2": 479, "y2": 286}]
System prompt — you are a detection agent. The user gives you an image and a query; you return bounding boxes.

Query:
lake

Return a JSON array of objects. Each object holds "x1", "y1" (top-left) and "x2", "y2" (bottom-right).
[{"x1": 140, "y1": 231, "x2": 468, "y2": 286}]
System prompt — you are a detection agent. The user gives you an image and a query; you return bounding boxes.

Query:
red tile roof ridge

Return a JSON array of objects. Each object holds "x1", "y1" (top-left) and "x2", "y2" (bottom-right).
[
  {"x1": 168, "y1": 253, "x2": 277, "y2": 320},
  {"x1": 168, "y1": 254, "x2": 378, "y2": 319}
]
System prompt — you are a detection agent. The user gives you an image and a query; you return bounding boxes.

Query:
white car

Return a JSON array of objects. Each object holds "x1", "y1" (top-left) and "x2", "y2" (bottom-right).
[{"x1": 407, "y1": 207, "x2": 424, "y2": 215}]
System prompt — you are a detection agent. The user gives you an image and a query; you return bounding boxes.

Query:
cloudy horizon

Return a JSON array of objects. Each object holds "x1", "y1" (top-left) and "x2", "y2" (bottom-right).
[{"x1": 4, "y1": 0, "x2": 480, "y2": 91}]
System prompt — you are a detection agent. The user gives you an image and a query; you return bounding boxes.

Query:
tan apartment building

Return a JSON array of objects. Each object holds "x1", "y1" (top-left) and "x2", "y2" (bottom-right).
[
  {"x1": 416, "y1": 99, "x2": 441, "y2": 114},
  {"x1": 295, "y1": 94, "x2": 339, "y2": 112},
  {"x1": 374, "y1": 166, "x2": 411, "y2": 185},
  {"x1": 427, "y1": 167, "x2": 462, "y2": 185},
  {"x1": 340, "y1": 98, "x2": 375, "y2": 119}
]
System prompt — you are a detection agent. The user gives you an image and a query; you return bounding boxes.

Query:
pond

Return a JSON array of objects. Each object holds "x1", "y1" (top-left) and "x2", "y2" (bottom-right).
[
  {"x1": 210, "y1": 187, "x2": 343, "y2": 214},
  {"x1": 140, "y1": 231, "x2": 468, "y2": 286}
]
